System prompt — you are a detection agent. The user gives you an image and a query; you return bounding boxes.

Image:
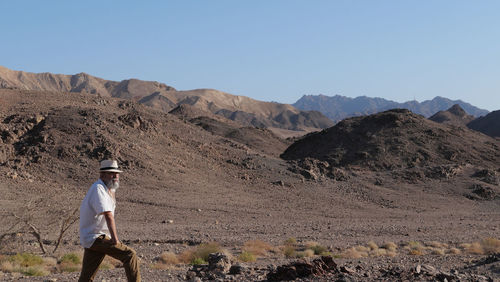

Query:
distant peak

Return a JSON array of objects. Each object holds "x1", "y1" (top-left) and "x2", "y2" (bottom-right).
[{"x1": 448, "y1": 104, "x2": 467, "y2": 117}]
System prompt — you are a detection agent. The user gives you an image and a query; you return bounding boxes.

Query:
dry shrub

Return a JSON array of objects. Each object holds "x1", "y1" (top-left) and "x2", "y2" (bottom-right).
[
  {"x1": 405, "y1": 241, "x2": 425, "y2": 255},
  {"x1": 370, "y1": 248, "x2": 387, "y2": 257},
  {"x1": 9, "y1": 253, "x2": 43, "y2": 267},
  {"x1": 242, "y1": 240, "x2": 273, "y2": 257},
  {"x1": 0, "y1": 261, "x2": 14, "y2": 273},
  {"x1": 355, "y1": 245, "x2": 370, "y2": 252},
  {"x1": 367, "y1": 241, "x2": 378, "y2": 250},
  {"x1": 296, "y1": 249, "x2": 315, "y2": 258},
  {"x1": 151, "y1": 252, "x2": 181, "y2": 270},
  {"x1": 283, "y1": 246, "x2": 296, "y2": 258},
  {"x1": 382, "y1": 242, "x2": 397, "y2": 251},
  {"x1": 179, "y1": 242, "x2": 222, "y2": 264},
  {"x1": 459, "y1": 243, "x2": 471, "y2": 249},
  {"x1": 59, "y1": 261, "x2": 80, "y2": 272},
  {"x1": 308, "y1": 245, "x2": 328, "y2": 255},
  {"x1": 59, "y1": 253, "x2": 81, "y2": 265},
  {"x1": 342, "y1": 247, "x2": 368, "y2": 258},
  {"x1": 284, "y1": 237, "x2": 297, "y2": 246},
  {"x1": 447, "y1": 248, "x2": 461, "y2": 255},
  {"x1": 386, "y1": 250, "x2": 397, "y2": 257},
  {"x1": 466, "y1": 242, "x2": 484, "y2": 255},
  {"x1": 43, "y1": 257, "x2": 57, "y2": 267},
  {"x1": 480, "y1": 238, "x2": 500, "y2": 254},
  {"x1": 159, "y1": 252, "x2": 179, "y2": 265},
  {"x1": 408, "y1": 249, "x2": 424, "y2": 256},
  {"x1": 238, "y1": 251, "x2": 256, "y2": 262},
  {"x1": 21, "y1": 265, "x2": 49, "y2": 276},
  {"x1": 430, "y1": 248, "x2": 445, "y2": 255}
]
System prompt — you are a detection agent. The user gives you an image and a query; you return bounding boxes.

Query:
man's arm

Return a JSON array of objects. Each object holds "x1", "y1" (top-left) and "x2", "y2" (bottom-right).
[{"x1": 102, "y1": 211, "x2": 120, "y2": 245}]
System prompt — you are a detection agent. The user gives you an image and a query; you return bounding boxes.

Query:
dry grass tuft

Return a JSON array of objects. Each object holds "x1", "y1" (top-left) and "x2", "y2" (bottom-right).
[
  {"x1": 447, "y1": 248, "x2": 461, "y2": 255},
  {"x1": 179, "y1": 242, "x2": 223, "y2": 264},
  {"x1": 59, "y1": 253, "x2": 81, "y2": 265},
  {"x1": 296, "y1": 249, "x2": 315, "y2": 258},
  {"x1": 238, "y1": 251, "x2": 256, "y2": 262},
  {"x1": 242, "y1": 240, "x2": 273, "y2": 257},
  {"x1": 461, "y1": 238, "x2": 500, "y2": 255},
  {"x1": 430, "y1": 248, "x2": 445, "y2": 255},
  {"x1": 0, "y1": 261, "x2": 14, "y2": 273},
  {"x1": 159, "y1": 252, "x2": 180, "y2": 265},
  {"x1": 284, "y1": 237, "x2": 297, "y2": 246},
  {"x1": 405, "y1": 241, "x2": 425, "y2": 256},
  {"x1": 59, "y1": 261, "x2": 81, "y2": 272},
  {"x1": 480, "y1": 238, "x2": 500, "y2": 254},
  {"x1": 282, "y1": 245, "x2": 296, "y2": 258},
  {"x1": 151, "y1": 252, "x2": 182, "y2": 269},
  {"x1": 355, "y1": 245, "x2": 370, "y2": 252},
  {"x1": 382, "y1": 242, "x2": 398, "y2": 251},
  {"x1": 341, "y1": 247, "x2": 368, "y2": 259},
  {"x1": 367, "y1": 241, "x2": 378, "y2": 250},
  {"x1": 466, "y1": 242, "x2": 484, "y2": 255},
  {"x1": 21, "y1": 265, "x2": 49, "y2": 276},
  {"x1": 370, "y1": 248, "x2": 387, "y2": 256},
  {"x1": 43, "y1": 257, "x2": 57, "y2": 267}
]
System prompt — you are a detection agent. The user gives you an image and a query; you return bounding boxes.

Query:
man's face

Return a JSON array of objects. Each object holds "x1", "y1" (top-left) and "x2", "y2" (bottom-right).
[{"x1": 101, "y1": 172, "x2": 120, "y2": 190}]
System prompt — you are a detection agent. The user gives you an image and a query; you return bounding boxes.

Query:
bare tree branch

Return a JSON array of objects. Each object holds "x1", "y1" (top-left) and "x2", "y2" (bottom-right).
[
  {"x1": 52, "y1": 207, "x2": 79, "y2": 253},
  {"x1": 13, "y1": 213, "x2": 47, "y2": 254}
]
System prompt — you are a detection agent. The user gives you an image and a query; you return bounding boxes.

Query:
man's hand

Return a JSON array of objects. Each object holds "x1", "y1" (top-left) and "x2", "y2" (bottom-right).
[
  {"x1": 102, "y1": 211, "x2": 120, "y2": 245},
  {"x1": 110, "y1": 237, "x2": 120, "y2": 245}
]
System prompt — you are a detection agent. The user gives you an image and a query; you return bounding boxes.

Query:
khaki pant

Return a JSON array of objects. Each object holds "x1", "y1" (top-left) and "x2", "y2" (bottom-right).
[{"x1": 79, "y1": 235, "x2": 141, "y2": 282}]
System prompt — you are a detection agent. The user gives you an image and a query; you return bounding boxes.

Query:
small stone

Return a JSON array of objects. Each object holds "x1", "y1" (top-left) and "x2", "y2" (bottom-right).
[
  {"x1": 340, "y1": 266, "x2": 355, "y2": 274},
  {"x1": 229, "y1": 264, "x2": 243, "y2": 275},
  {"x1": 420, "y1": 264, "x2": 437, "y2": 275},
  {"x1": 197, "y1": 209, "x2": 202, "y2": 212},
  {"x1": 167, "y1": 220, "x2": 174, "y2": 224},
  {"x1": 416, "y1": 264, "x2": 421, "y2": 274},
  {"x1": 154, "y1": 243, "x2": 160, "y2": 246}
]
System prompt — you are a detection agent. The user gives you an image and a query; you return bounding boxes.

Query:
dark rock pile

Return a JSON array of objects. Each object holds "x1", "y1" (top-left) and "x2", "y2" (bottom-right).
[{"x1": 267, "y1": 256, "x2": 338, "y2": 281}]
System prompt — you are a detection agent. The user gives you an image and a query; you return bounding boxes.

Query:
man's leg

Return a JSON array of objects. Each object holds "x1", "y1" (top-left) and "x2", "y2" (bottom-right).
[
  {"x1": 88, "y1": 236, "x2": 141, "y2": 282},
  {"x1": 79, "y1": 247, "x2": 106, "y2": 282}
]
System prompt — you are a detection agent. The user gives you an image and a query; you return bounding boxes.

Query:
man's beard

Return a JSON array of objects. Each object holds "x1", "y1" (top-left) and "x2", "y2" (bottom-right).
[{"x1": 105, "y1": 179, "x2": 120, "y2": 191}]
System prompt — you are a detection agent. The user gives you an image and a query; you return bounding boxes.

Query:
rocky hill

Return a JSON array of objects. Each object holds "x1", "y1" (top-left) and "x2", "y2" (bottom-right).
[
  {"x1": 281, "y1": 109, "x2": 500, "y2": 173},
  {"x1": 467, "y1": 110, "x2": 500, "y2": 138},
  {"x1": 429, "y1": 104, "x2": 475, "y2": 126},
  {"x1": 0, "y1": 66, "x2": 333, "y2": 134},
  {"x1": 293, "y1": 94, "x2": 489, "y2": 122}
]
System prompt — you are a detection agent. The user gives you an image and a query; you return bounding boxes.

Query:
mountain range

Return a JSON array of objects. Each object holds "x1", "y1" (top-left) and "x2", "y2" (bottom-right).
[
  {"x1": 0, "y1": 66, "x2": 333, "y2": 135},
  {"x1": 293, "y1": 94, "x2": 489, "y2": 122},
  {"x1": 2, "y1": 66, "x2": 497, "y2": 139}
]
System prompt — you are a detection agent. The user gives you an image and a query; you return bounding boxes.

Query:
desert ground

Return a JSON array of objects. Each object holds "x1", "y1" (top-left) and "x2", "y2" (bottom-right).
[{"x1": 0, "y1": 89, "x2": 499, "y2": 281}]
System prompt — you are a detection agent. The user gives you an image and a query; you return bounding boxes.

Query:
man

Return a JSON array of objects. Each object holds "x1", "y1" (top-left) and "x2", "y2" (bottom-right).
[{"x1": 79, "y1": 160, "x2": 141, "y2": 282}]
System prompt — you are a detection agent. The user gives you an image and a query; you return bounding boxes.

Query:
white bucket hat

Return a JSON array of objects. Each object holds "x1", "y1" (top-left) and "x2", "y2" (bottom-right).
[{"x1": 99, "y1": 160, "x2": 123, "y2": 173}]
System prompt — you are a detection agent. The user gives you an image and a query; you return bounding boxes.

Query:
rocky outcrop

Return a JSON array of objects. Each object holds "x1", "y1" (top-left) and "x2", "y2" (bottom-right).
[{"x1": 282, "y1": 109, "x2": 500, "y2": 177}]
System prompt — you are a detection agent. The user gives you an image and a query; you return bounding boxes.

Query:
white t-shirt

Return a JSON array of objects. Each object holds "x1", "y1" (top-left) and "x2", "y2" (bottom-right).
[{"x1": 79, "y1": 179, "x2": 116, "y2": 248}]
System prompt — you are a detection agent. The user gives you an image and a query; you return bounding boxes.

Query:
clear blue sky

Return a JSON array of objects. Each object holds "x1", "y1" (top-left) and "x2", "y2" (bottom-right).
[{"x1": 1, "y1": 1, "x2": 499, "y2": 111}]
